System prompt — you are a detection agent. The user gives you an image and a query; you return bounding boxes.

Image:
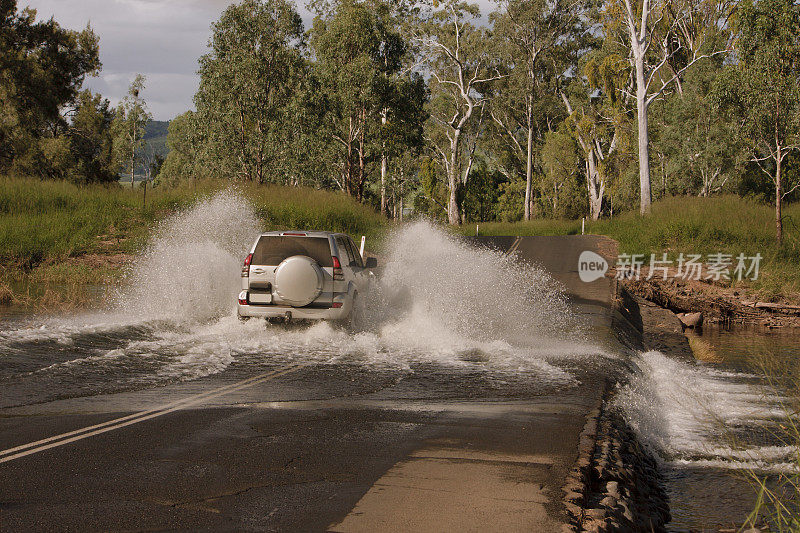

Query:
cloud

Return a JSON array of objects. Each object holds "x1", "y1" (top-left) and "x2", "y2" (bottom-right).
[{"x1": 23, "y1": 0, "x2": 497, "y2": 120}]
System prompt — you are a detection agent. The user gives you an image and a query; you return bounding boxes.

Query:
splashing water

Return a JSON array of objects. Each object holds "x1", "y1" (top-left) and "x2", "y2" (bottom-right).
[
  {"x1": 0, "y1": 193, "x2": 598, "y2": 407},
  {"x1": 365, "y1": 220, "x2": 582, "y2": 348},
  {"x1": 111, "y1": 189, "x2": 260, "y2": 322},
  {"x1": 617, "y1": 350, "x2": 797, "y2": 473}
]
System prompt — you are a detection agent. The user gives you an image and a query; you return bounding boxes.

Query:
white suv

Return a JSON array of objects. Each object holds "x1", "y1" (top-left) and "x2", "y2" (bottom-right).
[{"x1": 237, "y1": 231, "x2": 377, "y2": 321}]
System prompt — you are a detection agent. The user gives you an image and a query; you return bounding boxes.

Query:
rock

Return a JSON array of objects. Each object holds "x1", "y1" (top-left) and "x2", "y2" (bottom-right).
[
  {"x1": 677, "y1": 311, "x2": 703, "y2": 328},
  {"x1": 584, "y1": 508, "x2": 607, "y2": 520},
  {"x1": 599, "y1": 495, "x2": 617, "y2": 508}
]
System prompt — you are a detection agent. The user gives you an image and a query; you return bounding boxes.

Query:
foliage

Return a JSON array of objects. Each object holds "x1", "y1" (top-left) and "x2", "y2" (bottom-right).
[
  {"x1": 112, "y1": 75, "x2": 152, "y2": 187},
  {"x1": 310, "y1": 0, "x2": 423, "y2": 199},
  {"x1": 541, "y1": 130, "x2": 586, "y2": 218},
  {"x1": 193, "y1": 0, "x2": 306, "y2": 184},
  {"x1": 0, "y1": 0, "x2": 101, "y2": 179},
  {"x1": 652, "y1": 60, "x2": 743, "y2": 197},
  {"x1": 714, "y1": 0, "x2": 800, "y2": 242},
  {"x1": 417, "y1": 0, "x2": 501, "y2": 224},
  {"x1": 67, "y1": 90, "x2": 118, "y2": 184}
]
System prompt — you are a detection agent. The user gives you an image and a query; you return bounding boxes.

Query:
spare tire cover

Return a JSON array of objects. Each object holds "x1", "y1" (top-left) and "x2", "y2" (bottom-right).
[{"x1": 274, "y1": 255, "x2": 324, "y2": 307}]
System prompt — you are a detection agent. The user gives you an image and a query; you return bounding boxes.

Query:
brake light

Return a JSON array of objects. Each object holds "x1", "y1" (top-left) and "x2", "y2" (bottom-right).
[
  {"x1": 332, "y1": 256, "x2": 344, "y2": 280},
  {"x1": 238, "y1": 290, "x2": 248, "y2": 305},
  {"x1": 242, "y1": 253, "x2": 252, "y2": 277},
  {"x1": 282, "y1": 232, "x2": 307, "y2": 236}
]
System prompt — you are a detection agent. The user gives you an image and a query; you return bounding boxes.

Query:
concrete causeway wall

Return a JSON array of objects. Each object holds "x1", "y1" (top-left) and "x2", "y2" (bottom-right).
[{"x1": 469, "y1": 236, "x2": 671, "y2": 533}]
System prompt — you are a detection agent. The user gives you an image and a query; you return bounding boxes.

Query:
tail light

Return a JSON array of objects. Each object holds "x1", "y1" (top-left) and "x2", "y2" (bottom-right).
[
  {"x1": 238, "y1": 290, "x2": 248, "y2": 305},
  {"x1": 332, "y1": 302, "x2": 343, "y2": 308},
  {"x1": 332, "y1": 256, "x2": 344, "y2": 280},
  {"x1": 242, "y1": 253, "x2": 252, "y2": 277}
]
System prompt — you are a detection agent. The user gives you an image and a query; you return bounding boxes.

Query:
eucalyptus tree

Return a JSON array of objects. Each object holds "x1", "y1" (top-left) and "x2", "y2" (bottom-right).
[
  {"x1": 68, "y1": 90, "x2": 117, "y2": 184},
  {"x1": 489, "y1": 0, "x2": 587, "y2": 220},
  {"x1": 655, "y1": 62, "x2": 740, "y2": 197},
  {"x1": 560, "y1": 87, "x2": 622, "y2": 220},
  {"x1": 715, "y1": 0, "x2": 800, "y2": 243},
  {"x1": 0, "y1": 0, "x2": 100, "y2": 176},
  {"x1": 415, "y1": 1, "x2": 504, "y2": 225},
  {"x1": 603, "y1": 0, "x2": 729, "y2": 213},
  {"x1": 311, "y1": 0, "x2": 424, "y2": 206},
  {"x1": 552, "y1": 30, "x2": 632, "y2": 221},
  {"x1": 195, "y1": 0, "x2": 305, "y2": 183},
  {"x1": 112, "y1": 75, "x2": 151, "y2": 188},
  {"x1": 156, "y1": 111, "x2": 200, "y2": 186},
  {"x1": 310, "y1": 0, "x2": 393, "y2": 200}
]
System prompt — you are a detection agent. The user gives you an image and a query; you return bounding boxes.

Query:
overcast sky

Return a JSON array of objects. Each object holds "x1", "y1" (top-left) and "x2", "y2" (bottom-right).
[{"x1": 24, "y1": 0, "x2": 494, "y2": 121}]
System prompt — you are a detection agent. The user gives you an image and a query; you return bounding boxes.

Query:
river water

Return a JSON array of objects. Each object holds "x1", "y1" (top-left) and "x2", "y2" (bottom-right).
[
  {"x1": 1, "y1": 191, "x2": 797, "y2": 530},
  {"x1": 619, "y1": 325, "x2": 800, "y2": 531}
]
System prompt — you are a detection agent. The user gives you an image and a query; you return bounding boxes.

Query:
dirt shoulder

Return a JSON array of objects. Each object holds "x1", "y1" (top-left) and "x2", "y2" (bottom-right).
[{"x1": 621, "y1": 270, "x2": 800, "y2": 328}]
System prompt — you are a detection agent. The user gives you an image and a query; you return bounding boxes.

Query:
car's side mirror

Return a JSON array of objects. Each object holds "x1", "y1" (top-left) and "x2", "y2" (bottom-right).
[{"x1": 365, "y1": 257, "x2": 378, "y2": 269}]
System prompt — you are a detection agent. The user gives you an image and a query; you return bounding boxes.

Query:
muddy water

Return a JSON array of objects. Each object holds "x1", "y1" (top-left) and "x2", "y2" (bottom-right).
[
  {"x1": 3, "y1": 190, "x2": 797, "y2": 530},
  {"x1": 621, "y1": 325, "x2": 800, "y2": 532},
  {"x1": 0, "y1": 192, "x2": 606, "y2": 411}
]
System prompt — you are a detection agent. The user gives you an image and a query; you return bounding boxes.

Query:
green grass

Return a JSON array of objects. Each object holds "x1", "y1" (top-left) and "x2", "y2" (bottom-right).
[
  {"x1": 457, "y1": 195, "x2": 800, "y2": 298},
  {"x1": 240, "y1": 182, "x2": 387, "y2": 247},
  {"x1": 0, "y1": 176, "x2": 388, "y2": 307},
  {"x1": 0, "y1": 177, "x2": 202, "y2": 269}
]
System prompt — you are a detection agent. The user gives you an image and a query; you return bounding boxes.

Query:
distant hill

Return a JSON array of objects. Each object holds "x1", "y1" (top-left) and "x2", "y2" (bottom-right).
[
  {"x1": 143, "y1": 120, "x2": 169, "y2": 141},
  {"x1": 143, "y1": 120, "x2": 169, "y2": 159},
  {"x1": 120, "y1": 120, "x2": 171, "y2": 183}
]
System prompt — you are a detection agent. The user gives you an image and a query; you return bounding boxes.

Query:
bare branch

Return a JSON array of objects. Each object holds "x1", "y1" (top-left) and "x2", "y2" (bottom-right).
[{"x1": 646, "y1": 50, "x2": 727, "y2": 107}]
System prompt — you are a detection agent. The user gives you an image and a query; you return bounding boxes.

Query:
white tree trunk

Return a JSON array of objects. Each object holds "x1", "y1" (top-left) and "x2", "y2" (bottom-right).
[
  {"x1": 448, "y1": 130, "x2": 462, "y2": 225},
  {"x1": 776, "y1": 143, "x2": 783, "y2": 244},
  {"x1": 525, "y1": 123, "x2": 533, "y2": 221},
  {"x1": 586, "y1": 152, "x2": 604, "y2": 220},
  {"x1": 634, "y1": 52, "x2": 652, "y2": 214},
  {"x1": 380, "y1": 110, "x2": 388, "y2": 216},
  {"x1": 380, "y1": 153, "x2": 388, "y2": 216}
]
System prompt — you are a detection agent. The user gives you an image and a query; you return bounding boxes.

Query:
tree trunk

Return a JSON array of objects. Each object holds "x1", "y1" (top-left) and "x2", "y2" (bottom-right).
[
  {"x1": 380, "y1": 153, "x2": 388, "y2": 216},
  {"x1": 524, "y1": 122, "x2": 533, "y2": 221},
  {"x1": 776, "y1": 144, "x2": 783, "y2": 244},
  {"x1": 399, "y1": 171, "x2": 404, "y2": 222},
  {"x1": 634, "y1": 53, "x2": 652, "y2": 214},
  {"x1": 130, "y1": 126, "x2": 136, "y2": 189},
  {"x1": 238, "y1": 108, "x2": 250, "y2": 182},
  {"x1": 586, "y1": 153, "x2": 604, "y2": 220},
  {"x1": 380, "y1": 110, "x2": 388, "y2": 216},
  {"x1": 346, "y1": 116, "x2": 353, "y2": 196},
  {"x1": 448, "y1": 130, "x2": 462, "y2": 225},
  {"x1": 357, "y1": 109, "x2": 366, "y2": 202}
]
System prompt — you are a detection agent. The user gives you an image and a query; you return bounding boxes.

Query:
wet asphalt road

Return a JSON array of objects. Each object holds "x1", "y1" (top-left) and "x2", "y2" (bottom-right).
[{"x1": 0, "y1": 236, "x2": 622, "y2": 532}]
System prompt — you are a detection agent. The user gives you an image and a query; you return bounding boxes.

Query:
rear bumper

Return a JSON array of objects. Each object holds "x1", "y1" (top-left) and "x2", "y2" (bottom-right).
[{"x1": 237, "y1": 292, "x2": 353, "y2": 320}]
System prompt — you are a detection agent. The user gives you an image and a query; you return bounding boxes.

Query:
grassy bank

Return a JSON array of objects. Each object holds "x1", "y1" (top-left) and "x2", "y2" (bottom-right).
[
  {"x1": 457, "y1": 196, "x2": 800, "y2": 300},
  {"x1": 0, "y1": 176, "x2": 387, "y2": 309}
]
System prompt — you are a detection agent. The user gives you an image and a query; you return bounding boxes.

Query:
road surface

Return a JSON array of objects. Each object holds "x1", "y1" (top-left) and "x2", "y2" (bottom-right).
[{"x1": 0, "y1": 235, "x2": 623, "y2": 532}]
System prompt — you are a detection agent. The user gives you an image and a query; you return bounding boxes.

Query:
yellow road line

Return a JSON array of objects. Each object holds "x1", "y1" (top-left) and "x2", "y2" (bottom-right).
[
  {"x1": 505, "y1": 237, "x2": 522, "y2": 256},
  {"x1": 0, "y1": 363, "x2": 307, "y2": 464}
]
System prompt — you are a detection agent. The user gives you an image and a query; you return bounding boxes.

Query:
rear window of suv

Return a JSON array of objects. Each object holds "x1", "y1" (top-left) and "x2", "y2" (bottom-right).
[{"x1": 252, "y1": 236, "x2": 333, "y2": 267}]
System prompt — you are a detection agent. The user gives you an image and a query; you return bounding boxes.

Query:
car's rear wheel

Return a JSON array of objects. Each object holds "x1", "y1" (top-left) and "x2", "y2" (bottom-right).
[{"x1": 348, "y1": 292, "x2": 362, "y2": 331}]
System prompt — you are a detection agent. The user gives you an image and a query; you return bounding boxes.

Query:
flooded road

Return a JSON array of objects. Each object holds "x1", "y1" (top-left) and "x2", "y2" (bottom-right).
[
  {"x1": 1, "y1": 192, "x2": 796, "y2": 531},
  {"x1": 0, "y1": 196, "x2": 615, "y2": 531}
]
